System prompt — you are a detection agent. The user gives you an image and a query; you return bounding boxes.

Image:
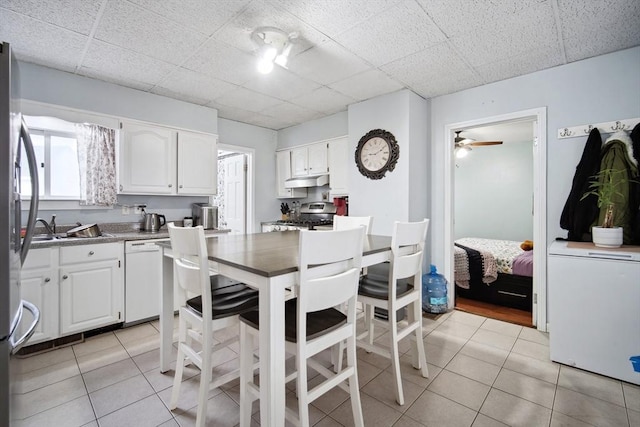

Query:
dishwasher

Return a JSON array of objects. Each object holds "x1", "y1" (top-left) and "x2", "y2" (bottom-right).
[{"x1": 125, "y1": 239, "x2": 166, "y2": 325}]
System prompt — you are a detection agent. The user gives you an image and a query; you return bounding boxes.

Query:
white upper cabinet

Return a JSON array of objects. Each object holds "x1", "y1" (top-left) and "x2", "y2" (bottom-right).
[
  {"x1": 177, "y1": 130, "x2": 217, "y2": 195},
  {"x1": 119, "y1": 121, "x2": 217, "y2": 196},
  {"x1": 291, "y1": 142, "x2": 328, "y2": 177},
  {"x1": 276, "y1": 150, "x2": 307, "y2": 199},
  {"x1": 328, "y1": 137, "x2": 349, "y2": 197},
  {"x1": 119, "y1": 122, "x2": 176, "y2": 194}
]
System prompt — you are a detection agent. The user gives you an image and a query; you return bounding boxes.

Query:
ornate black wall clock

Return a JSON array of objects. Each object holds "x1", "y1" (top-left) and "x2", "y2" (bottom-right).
[{"x1": 355, "y1": 129, "x2": 400, "y2": 180}]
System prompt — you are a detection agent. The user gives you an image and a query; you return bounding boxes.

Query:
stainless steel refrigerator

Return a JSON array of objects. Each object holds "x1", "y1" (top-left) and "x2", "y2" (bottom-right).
[{"x1": 1, "y1": 41, "x2": 41, "y2": 426}]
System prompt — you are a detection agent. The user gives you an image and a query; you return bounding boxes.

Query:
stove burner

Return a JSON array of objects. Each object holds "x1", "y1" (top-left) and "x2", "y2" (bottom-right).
[{"x1": 274, "y1": 218, "x2": 333, "y2": 230}]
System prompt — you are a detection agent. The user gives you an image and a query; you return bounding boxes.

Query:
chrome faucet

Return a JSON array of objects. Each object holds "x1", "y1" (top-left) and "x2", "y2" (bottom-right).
[{"x1": 35, "y1": 216, "x2": 56, "y2": 235}]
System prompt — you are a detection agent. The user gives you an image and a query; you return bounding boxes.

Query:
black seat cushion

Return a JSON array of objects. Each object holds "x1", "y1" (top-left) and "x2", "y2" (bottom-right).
[
  {"x1": 186, "y1": 277, "x2": 258, "y2": 320},
  {"x1": 358, "y1": 275, "x2": 413, "y2": 300},
  {"x1": 239, "y1": 299, "x2": 347, "y2": 342}
]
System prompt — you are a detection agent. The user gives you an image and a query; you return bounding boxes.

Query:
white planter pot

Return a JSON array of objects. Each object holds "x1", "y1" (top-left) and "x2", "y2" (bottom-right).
[{"x1": 592, "y1": 226, "x2": 623, "y2": 248}]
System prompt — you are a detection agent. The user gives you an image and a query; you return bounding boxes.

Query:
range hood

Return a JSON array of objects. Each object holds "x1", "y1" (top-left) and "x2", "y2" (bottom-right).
[{"x1": 284, "y1": 174, "x2": 329, "y2": 188}]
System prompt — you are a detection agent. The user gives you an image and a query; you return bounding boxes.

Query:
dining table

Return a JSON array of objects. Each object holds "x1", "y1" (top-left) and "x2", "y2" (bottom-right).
[{"x1": 157, "y1": 230, "x2": 393, "y2": 426}]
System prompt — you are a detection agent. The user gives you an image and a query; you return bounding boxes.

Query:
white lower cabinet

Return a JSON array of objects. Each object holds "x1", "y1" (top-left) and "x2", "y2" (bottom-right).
[
  {"x1": 20, "y1": 248, "x2": 59, "y2": 345},
  {"x1": 58, "y1": 243, "x2": 124, "y2": 336}
]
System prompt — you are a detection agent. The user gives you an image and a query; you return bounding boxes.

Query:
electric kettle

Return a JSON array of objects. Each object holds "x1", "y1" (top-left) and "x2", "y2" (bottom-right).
[{"x1": 142, "y1": 213, "x2": 166, "y2": 232}]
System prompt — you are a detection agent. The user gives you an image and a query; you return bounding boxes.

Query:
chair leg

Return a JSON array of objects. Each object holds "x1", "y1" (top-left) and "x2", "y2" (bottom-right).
[
  {"x1": 388, "y1": 307, "x2": 404, "y2": 406},
  {"x1": 333, "y1": 341, "x2": 345, "y2": 373},
  {"x1": 346, "y1": 334, "x2": 364, "y2": 427},
  {"x1": 239, "y1": 322, "x2": 254, "y2": 427},
  {"x1": 195, "y1": 336, "x2": 213, "y2": 427},
  {"x1": 365, "y1": 304, "x2": 375, "y2": 347},
  {"x1": 169, "y1": 315, "x2": 188, "y2": 410},
  {"x1": 297, "y1": 347, "x2": 310, "y2": 427},
  {"x1": 411, "y1": 298, "x2": 429, "y2": 377}
]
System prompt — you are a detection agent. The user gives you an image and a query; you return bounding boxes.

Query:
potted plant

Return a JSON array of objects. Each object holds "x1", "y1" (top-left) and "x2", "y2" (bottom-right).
[{"x1": 580, "y1": 168, "x2": 630, "y2": 247}]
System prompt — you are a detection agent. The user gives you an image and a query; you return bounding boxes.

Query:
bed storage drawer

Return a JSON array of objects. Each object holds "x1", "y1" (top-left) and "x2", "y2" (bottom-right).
[{"x1": 491, "y1": 275, "x2": 532, "y2": 311}]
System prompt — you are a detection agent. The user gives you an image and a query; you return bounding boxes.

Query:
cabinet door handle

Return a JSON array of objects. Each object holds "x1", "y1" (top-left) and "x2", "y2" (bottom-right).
[
  {"x1": 62, "y1": 275, "x2": 68, "y2": 280},
  {"x1": 89, "y1": 251, "x2": 95, "y2": 256},
  {"x1": 119, "y1": 184, "x2": 123, "y2": 191},
  {"x1": 179, "y1": 184, "x2": 183, "y2": 188},
  {"x1": 168, "y1": 184, "x2": 173, "y2": 188},
  {"x1": 44, "y1": 277, "x2": 50, "y2": 283}
]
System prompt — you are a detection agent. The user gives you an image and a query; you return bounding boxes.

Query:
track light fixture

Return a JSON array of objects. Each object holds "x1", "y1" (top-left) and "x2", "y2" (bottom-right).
[{"x1": 251, "y1": 27, "x2": 298, "y2": 74}]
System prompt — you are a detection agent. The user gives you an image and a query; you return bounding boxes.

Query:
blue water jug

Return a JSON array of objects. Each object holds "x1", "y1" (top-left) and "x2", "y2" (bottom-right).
[{"x1": 422, "y1": 265, "x2": 448, "y2": 314}]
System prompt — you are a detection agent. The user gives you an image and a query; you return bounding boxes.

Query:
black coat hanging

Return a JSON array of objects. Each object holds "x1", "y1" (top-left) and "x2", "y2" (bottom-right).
[{"x1": 560, "y1": 127, "x2": 602, "y2": 241}]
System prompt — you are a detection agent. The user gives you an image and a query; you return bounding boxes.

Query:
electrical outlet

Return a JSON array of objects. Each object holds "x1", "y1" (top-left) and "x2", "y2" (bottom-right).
[
  {"x1": 134, "y1": 204, "x2": 146, "y2": 214},
  {"x1": 122, "y1": 205, "x2": 130, "y2": 215}
]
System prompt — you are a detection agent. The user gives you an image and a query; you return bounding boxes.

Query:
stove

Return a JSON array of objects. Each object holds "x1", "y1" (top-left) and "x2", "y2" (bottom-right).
[{"x1": 263, "y1": 201, "x2": 336, "y2": 232}]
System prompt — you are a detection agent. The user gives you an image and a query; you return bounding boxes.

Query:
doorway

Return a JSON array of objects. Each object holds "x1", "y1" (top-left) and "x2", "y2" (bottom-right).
[
  {"x1": 444, "y1": 108, "x2": 547, "y2": 331},
  {"x1": 213, "y1": 144, "x2": 255, "y2": 234}
]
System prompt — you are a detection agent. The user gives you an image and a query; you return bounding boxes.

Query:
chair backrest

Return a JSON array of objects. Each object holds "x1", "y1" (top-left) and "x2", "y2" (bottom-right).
[
  {"x1": 333, "y1": 215, "x2": 373, "y2": 234},
  {"x1": 390, "y1": 219, "x2": 429, "y2": 281},
  {"x1": 168, "y1": 223, "x2": 211, "y2": 315},
  {"x1": 297, "y1": 228, "x2": 365, "y2": 316}
]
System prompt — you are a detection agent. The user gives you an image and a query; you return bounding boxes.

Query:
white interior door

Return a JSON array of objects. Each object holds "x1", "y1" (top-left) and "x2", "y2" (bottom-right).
[{"x1": 223, "y1": 154, "x2": 246, "y2": 234}]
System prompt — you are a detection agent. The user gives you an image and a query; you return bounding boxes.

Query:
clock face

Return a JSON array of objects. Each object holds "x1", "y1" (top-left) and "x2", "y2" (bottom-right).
[
  {"x1": 355, "y1": 129, "x2": 400, "y2": 180},
  {"x1": 360, "y1": 137, "x2": 390, "y2": 172}
]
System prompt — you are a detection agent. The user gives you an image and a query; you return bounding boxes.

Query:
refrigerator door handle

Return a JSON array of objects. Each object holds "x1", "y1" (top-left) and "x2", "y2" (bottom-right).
[
  {"x1": 20, "y1": 117, "x2": 39, "y2": 265},
  {"x1": 10, "y1": 300, "x2": 40, "y2": 354}
]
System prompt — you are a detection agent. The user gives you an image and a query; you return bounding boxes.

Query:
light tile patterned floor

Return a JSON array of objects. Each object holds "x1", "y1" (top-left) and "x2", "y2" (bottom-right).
[{"x1": 12, "y1": 311, "x2": 640, "y2": 427}]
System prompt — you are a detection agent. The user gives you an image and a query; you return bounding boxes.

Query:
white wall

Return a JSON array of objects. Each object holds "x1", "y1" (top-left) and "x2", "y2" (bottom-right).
[
  {"x1": 277, "y1": 111, "x2": 347, "y2": 149},
  {"x1": 430, "y1": 46, "x2": 640, "y2": 271},
  {"x1": 454, "y1": 141, "x2": 534, "y2": 241},
  {"x1": 349, "y1": 90, "x2": 429, "y2": 237},
  {"x1": 217, "y1": 118, "x2": 278, "y2": 229}
]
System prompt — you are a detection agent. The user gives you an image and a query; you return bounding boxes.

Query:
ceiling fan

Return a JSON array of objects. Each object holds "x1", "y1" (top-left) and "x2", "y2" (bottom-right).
[
  {"x1": 454, "y1": 130, "x2": 503, "y2": 158},
  {"x1": 454, "y1": 130, "x2": 503, "y2": 147}
]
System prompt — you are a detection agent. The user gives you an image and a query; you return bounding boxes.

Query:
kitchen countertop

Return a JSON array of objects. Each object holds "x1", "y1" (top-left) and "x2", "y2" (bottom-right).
[{"x1": 28, "y1": 222, "x2": 230, "y2": 248}]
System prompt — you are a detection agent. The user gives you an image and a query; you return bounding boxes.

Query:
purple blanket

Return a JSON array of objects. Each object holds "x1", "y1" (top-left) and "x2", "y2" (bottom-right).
[{"x1": 512, "y1": 250, "x2": 533, "y2": 277}]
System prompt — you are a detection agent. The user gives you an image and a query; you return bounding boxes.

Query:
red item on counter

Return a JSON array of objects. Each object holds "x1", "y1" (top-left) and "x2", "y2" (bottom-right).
[{"x1": 333, "y1": 197, "x2": 347, "y2": 216}]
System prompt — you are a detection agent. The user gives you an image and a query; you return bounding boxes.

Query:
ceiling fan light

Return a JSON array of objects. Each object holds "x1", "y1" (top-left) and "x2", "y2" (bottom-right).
[
  {"x1": 261, "y1": 45, "x2": 278, "y2": 61},
  {"x1": 455, "y1": 146, "x2": 471, "y2": 158}
]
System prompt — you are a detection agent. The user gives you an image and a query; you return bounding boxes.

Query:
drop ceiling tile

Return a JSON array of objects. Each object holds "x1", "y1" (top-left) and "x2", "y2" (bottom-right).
[
  {"x1": 287, "y1": 39, "x2": 371, "y2": 85},
  {"x1": 248, "y1": 113, "x2": 297, "y2": 130},
  {"x1": 93, "y1": 0, "x2": 206, "y2": 65},
  {"x1": 212, "y1": 103, "x2": 260, "y2": 123},
  {"x1": 272, "y1": 0, "x2": 400, "y2": 37},
  {"x1": 334, "y1": 0, "x2": 446, "y2": 67},
  {"x1": 0, "y1": 8, "x2": 87, "y2": 72},
  {"x1": 213, "y1": 0, "x2": 328, "y2": 56},
  {"x1": 381, "y1": 42, "x2": 470, "y2": 87},
  {"x1": 182, "y1": 38, "x2": 256, "y2": 86},
  {"x1": 557, "y1": 0, "x2": 640, "y2": 62},
  {"x1": 0, "y1": 0, "x2": 103, "y2": 35},
  {"x1": 289, "y1": 87, "x2": 355, "y2": 115},
  {"x1": 242, "y1": 67, "x2": 321, "y2": 101},
  {"x1": 449, "y1": 2, "x2": 558, "y2": 67},
  {"x1": 213, "y1": 86, "x2": 282, "y2": 113},
  {"x1": 418, "y1": 0, "x2": 549, "y2": 38},
  {"x1": 259, "y1": 101, "x2": 321, "y2": 124},
  {"x1": 410, "y1": 68, "x2": 482, "y2": 99},
  {"x1": 127, "y1": 0, "x2": 250, "y2": 37},
  {"x1": 475, "y1": 45, "x2": 565, "y2": 83},
  {"x1": 152, "y1": 67, "x2": 238, "y2": 105},
  {"x1": 81, "y1": 40, "x2": 175, "y2": 87},
  {"x1": 328, "y1": 69, "x2": 404, "y2": 101}
]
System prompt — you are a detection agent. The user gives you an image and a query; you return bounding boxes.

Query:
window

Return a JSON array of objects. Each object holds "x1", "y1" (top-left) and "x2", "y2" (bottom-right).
[
  {"x1": 21, "y1": 128, "x2": 81, "y2": 199},
  {"x1": 21, "y1": 124, "x2": 81, "y2": 200}
]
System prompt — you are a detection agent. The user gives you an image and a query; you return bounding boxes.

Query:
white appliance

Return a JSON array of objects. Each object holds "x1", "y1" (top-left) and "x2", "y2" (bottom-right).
[
  {"x1": 548, "y1": 241, "x2": 640, "y2": 384},
  {"x1": 1, "y1": 41, "x2": 41, "y2": 426},
  {"x1": 125, "y1": 239, "x2": 165, "y2": 324}
]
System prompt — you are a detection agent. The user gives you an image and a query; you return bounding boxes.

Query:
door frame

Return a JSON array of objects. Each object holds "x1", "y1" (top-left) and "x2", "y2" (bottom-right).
[
  {"x1": 216, "y1": 144, "x2": 255, "y2": 234},
  {"x1": 443, "y1": 107, "x2": 547, "y2": 331}
]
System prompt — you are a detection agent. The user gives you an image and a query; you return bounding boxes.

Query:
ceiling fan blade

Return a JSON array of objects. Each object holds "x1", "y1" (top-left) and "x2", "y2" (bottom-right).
[{"x1": 467, "y1": 141, "x2": 503, "y2": 146}]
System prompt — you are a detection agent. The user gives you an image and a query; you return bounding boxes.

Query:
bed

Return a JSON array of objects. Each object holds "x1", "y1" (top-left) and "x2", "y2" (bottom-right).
[{"x1": 454, "y1": 237, "x2": 533, "y2": 311}]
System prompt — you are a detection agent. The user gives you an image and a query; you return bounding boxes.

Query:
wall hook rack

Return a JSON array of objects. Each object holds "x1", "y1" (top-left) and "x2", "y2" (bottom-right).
[{"x1": 557, "y1": 118, "x2": 639, "y2": 139}]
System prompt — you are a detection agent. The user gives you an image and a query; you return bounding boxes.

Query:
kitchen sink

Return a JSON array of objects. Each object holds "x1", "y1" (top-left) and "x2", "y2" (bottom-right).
[
  {"x1": 31, "y1": 234, "x2": 56, "y2": 241},
  {"x1": 29, "y1": 232, "x2": 117, "y2": 242}
]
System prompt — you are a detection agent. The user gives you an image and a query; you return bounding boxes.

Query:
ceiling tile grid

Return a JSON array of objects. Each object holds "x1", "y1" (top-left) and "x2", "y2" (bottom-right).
[{"x1": 1, "y1": 0, "x2": 639, "y2": 130}]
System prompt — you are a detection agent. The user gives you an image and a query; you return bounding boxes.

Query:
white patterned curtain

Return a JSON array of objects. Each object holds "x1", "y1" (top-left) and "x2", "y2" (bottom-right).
[{"x1": 75, "y1": 124, "x2": 117, "y2": 206}]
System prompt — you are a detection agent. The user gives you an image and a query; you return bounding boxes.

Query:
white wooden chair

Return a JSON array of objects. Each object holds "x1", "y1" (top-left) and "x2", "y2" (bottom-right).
[
  {"x1": 167, "y1": 223, "x2": 259, "y2": 427},
  {"x1": 238, "y1": 227, "x2": 366, "y2": 427},
  {"x1": 332, "y1": 215, "x2": 373, "y2": 234},
  {"x1": 356, "y1": 219, "x2": 430, "y2": 405}
]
